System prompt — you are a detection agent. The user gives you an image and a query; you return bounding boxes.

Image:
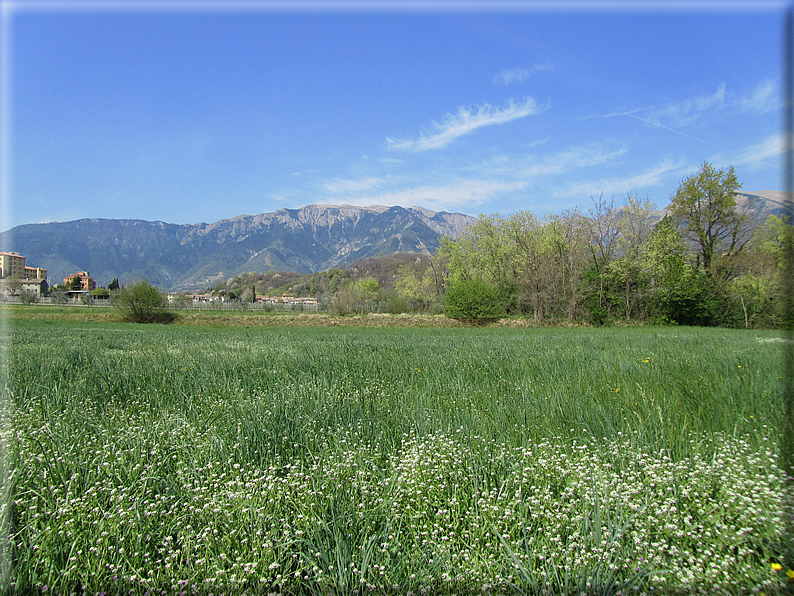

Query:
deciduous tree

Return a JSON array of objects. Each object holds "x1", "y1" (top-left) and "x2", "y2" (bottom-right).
[
  {"x1": 585, "y1": 194, "x2": 620, "y2": 316},
  {"x1": 609, "y1": 194, "x2": 655, "y2": 321},
  {"x1": 669, "y1": 162, "x2": 749, "y2": 280},
  {"x1": 644, "y1": 216, "x2": 710, "y2": 325}
]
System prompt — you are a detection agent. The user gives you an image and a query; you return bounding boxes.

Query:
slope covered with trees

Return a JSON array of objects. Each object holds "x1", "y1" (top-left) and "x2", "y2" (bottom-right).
[{"x1": 212, "y1": 251, "x2": 441, "y2": 314}]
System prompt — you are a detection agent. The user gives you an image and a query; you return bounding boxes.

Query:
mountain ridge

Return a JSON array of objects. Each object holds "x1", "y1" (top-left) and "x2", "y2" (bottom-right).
[
  {"x1": 2, "y1": 193, "x2": 787, "y2": 293},
  {"x1": 0, "y1": 204, "x2": 475, "y2": 292}
]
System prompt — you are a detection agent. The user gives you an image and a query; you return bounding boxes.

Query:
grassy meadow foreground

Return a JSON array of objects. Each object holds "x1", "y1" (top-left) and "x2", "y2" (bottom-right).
[{"x1": 4, "y1": 320, "x2": 792, "y2": 595}]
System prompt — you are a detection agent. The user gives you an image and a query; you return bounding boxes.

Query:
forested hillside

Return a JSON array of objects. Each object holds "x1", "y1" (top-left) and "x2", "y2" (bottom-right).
[{"x1": 212, "y1": 251, "x2": 439, "y2": 315}]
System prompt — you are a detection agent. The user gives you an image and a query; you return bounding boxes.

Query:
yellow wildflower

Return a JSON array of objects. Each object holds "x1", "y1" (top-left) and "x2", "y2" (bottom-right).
[
  {"x1": 772, "y1": 562, "x2": 783, "y2": 571},
  {"x1": 787, "y1": 569, "x2": 794, "y2": 579}
]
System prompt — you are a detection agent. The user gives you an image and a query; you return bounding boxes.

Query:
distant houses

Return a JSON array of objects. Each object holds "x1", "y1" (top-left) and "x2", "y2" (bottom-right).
[
  {"x1": 0, "y1": 251, "x2": 48, "y2": 296},
  {"x1": 166, "y1": 292, "x2": 320, "y2": 309},
  {"x1": 0, "y1": 252, "x2": 107, "y2": 302},
  {"x1": 260, "y1": 294, "x2": 320, "y2": 308},
  {"x1": 166, "y1": 293, "x2": 222, "y2": 305},
  {"x1": 63, "y1": 271, "x2": 96, "y2": 291}
]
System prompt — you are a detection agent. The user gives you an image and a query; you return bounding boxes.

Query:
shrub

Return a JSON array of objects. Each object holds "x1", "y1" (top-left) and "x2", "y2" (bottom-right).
[
  {"x1": 331, "y1": 289, "x2": 355, "y2": 317},
  {"x1": 114, "y1": 278, "x2": 176, "y2": 324},
  {"x1": 172, "y1": 294, "x2": 193, "y2": 310},
  {"x1": 385, "y1": 292, "x2": 409, "y2": 314},
  {"x1": 444, "y1": 278, "x2": 506, "y2": 324},
  {"x1": 49, "y1": 290, "x2": 69, "y2": 305},
  {"x1": 19, "y1": 289, "x2": 38, "y2": 305}
]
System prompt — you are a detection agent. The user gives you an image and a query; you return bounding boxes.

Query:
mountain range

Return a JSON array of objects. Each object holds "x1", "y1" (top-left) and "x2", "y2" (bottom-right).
[
  {"x1": 1, "y1": 204, "x2": 474, "y2": 292},
  {"x1": 2, "y1": 191, "x2": 788, "y2": 293}
]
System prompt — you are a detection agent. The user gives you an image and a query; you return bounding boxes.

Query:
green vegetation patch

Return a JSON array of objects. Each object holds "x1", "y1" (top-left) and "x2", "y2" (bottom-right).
[{"x1": 4, "y1": 322, "x2": 791, "y2": 594}]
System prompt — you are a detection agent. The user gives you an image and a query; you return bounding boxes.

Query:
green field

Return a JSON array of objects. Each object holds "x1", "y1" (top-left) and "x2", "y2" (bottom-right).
[{"x1": 3, "y1": 320, "x2": 792, "y2": 594}]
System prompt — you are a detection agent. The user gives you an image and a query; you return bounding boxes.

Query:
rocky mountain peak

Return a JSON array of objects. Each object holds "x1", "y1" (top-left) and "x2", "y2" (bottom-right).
[{"x1": 1, "y1": 204, "x2": 475, "y2": 291}]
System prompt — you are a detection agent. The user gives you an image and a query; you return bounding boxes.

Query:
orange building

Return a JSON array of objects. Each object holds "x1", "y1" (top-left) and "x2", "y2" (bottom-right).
[{"x1": 64, "y1": 271, "x2": 96, "y2": 291}]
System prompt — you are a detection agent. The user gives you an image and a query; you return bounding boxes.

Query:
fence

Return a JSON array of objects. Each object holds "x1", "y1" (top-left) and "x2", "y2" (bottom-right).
[
  {"x1": 3, "y1": 296, "x2": 113, "y2": 307},
  {"x1": 6, "y1": 295, "x2": 440, "y2": 315},
  {"x1": 6, "y1": 295, "x2": 325, "y2": 312},
  {"x1": 173, "y1": 300, "x2": 324, "y2": 313}
]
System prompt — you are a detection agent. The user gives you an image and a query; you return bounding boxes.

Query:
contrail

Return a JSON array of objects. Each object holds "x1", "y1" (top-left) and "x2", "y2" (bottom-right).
[
  {"x1": 622, "y1": 112, "x2": 723, "y2": 149},
  {"x1": 623, "y1": 111, "x2": 785, "y2": 172}
]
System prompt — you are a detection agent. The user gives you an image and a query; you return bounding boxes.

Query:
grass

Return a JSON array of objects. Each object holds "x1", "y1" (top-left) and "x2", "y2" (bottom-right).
[
  {"x1": 0, "y1": 305, "x2": 464, "y2": 327},
  {"x1": 2, "y1": 320, "x2": 792, "y2": 595}
]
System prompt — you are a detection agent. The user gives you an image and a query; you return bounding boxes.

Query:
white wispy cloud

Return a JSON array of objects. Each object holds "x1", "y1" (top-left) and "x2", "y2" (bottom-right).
[
  {"x1": 733, "y1": 133, "x2": 789, "y2": 169},
  {"x1": 631, "y1": 80, "x2": 778, "y2": 129},
  {"x1": 478, "y1": 144, "x2": 626, "y2": 180},
  {"x1": 319, "y1": 179, "x2": 525, "y2": 213},
  {"x1": 493, "y1": 63, "x2": 553, "y2": 86},
  {"x1": 518, "y1": 145, "x2": 627, "y2": 178},
  {"x1": 554, "y1": 159, "x2": 686, "y2": 198},
  {"x1": 738, "y1": 80, "x2": 777, "y2": 114},
  {"x1": 305, "y1": 143, "x2": 625, "y2": 217},
  {"x1": 646, "y1": 85, "x2": 727, "y2": 128},
  {"x1": 318, "y1": 176, "x2": 387, "y2": 194},
  {"x1": 387, "y1": 97, "x2": 545, "y2": 152}
]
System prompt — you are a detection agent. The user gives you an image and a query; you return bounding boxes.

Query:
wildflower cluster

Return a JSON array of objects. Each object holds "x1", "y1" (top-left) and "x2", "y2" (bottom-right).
[
  {"x1": 6, "y1": 323, "x2": 789, "y2": 595},
  {"x1": 8, "y1": 404, "x2": 790, "y2": 594}
]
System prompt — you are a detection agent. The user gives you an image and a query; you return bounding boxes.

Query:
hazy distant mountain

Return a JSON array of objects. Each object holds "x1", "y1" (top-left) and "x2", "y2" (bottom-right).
[
  {"x1": 627, "y1": 190, "x2": 791, "y2": 223},
  {"x1": 3, "y1": 193, "x2": 787, "y2": 293},
  {"x1": 732, "y1": 190, "x2": 791, "y2": 220},
  {"x1": 0, "y1": 204, "x2": 475, "y2": 292}
]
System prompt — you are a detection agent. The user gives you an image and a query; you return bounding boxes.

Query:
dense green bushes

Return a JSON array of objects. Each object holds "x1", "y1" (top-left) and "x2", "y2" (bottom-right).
[
  {"x1": 444, "y1": 278, "x2": 505, "y2": 323},
  {"x1": 114, "y1": 278, "x2": 176, "y2": 323}
]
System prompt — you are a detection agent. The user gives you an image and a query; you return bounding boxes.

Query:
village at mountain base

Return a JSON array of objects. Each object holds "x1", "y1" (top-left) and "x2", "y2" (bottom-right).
[{"x1": 0, "y1": 251, "x2": 96, "y2": 300}]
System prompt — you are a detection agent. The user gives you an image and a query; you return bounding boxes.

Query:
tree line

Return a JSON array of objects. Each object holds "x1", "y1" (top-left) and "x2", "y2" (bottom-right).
[
  {"x1": 203, "y1": 161, "x2": 789, "y2": 328},
  {"x1": 431, "y1": 162, "x2": 791, "y2": 328},
  {"x1": 79, "y1": 161, "x2": 790, "y2": 328}
]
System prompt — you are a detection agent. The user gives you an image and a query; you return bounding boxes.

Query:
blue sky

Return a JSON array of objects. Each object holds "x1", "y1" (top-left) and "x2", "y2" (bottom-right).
[{"x1": 2, "y1": 1, "x2": 789, "y2": 230}]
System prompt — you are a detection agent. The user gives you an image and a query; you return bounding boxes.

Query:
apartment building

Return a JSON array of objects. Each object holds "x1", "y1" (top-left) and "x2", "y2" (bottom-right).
[
  {"x1": 0, "y1": 252, "x2": 49, "y2": 295},
  {"x1": 0, "y1": 252, "x2": 26, "y2": 279}
]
